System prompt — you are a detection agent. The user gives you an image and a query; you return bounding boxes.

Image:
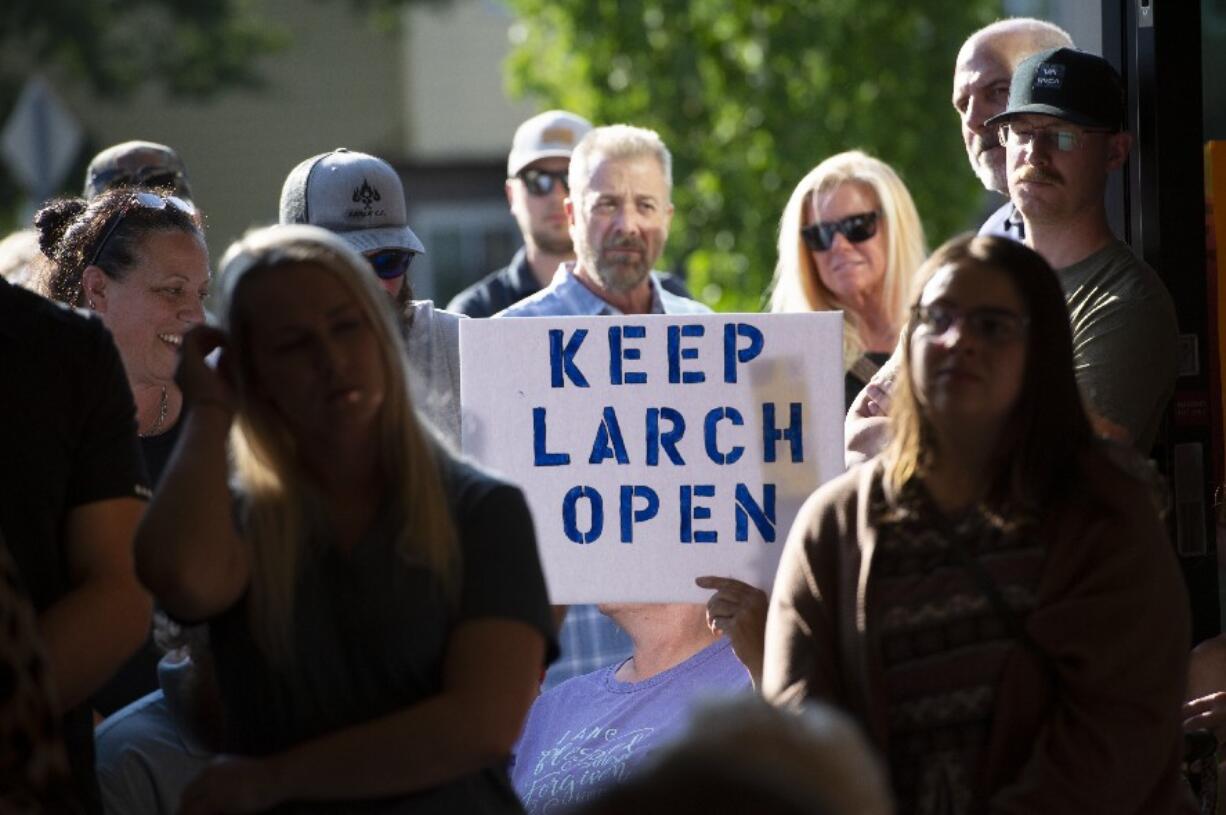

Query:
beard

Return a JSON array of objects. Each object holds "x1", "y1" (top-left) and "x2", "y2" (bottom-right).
[{"x1": 582, "y1": 234, "x2": 652, "y2": 294}]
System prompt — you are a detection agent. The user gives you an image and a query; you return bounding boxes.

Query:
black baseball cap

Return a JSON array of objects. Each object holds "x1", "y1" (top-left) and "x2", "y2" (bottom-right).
[{"x1": 984, "y1": 47, "x2": 1126, "y2": 131}]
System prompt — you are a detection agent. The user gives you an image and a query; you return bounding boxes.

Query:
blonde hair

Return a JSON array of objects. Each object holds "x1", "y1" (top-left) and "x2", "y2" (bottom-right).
[
  {"x1": 215, "y1": 224, "x2": 457, "y2": 667},
  {"x1": 768, "y1": 150, "x2": 926, "y2": 370}
]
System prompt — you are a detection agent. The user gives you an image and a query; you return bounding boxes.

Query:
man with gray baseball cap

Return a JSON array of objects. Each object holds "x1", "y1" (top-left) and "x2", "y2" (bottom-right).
[
  {"x1": 984, "y1": 47, "x2": 1177, "y2": 448},
  {"x1": 279, "y1": 148, "x2": 462, "y2": 444},
  {"x1": 84, "y1": 140, "x2": 193, "y2": 201}
]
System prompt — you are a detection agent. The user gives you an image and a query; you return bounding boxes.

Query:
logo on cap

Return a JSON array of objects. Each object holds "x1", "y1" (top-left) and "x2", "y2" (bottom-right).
[
  {"x1": 349, "y1": 179, "x2": 383, "y2": 218},
  {"x1": 541, "y1": 127, "x2": 576, "y2": 146},
  {"x1": 1034, "y1": 63, "x2": 1065, "y2": 90}
]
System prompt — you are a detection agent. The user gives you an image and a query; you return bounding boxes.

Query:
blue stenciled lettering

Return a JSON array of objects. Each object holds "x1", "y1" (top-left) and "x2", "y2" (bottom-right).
[
  {"x1": 723, "y1": 322, "x2": 764, "y2": 383},
  {"x1": 589, "y1": 406, "x2": 630, "y2": 465},
  {"x1": 735, "y1": 483, "x2": 776, "y2": 541},
  {"x1": 762, "y1": 402, "x2": 804, "y2": 463},
  {"x1": 645, "y1": 407, "x2": 686, "y2": 466},
  {"x1": 667, "y1": 324, "x2": 705, "y2": 384},
  {"x1": 562, "y1": 486, "x2": 603, "y2": 543},
  {"x1": 549, "y1": 328, "x2": 590, "y2": 388},
  {"x1": 680, "y1": 484, "x2": 717, "y2": 543},
  {"x1": 702, "y1": 406, "x2": 745, "y2": 465},
  {"x1": 619, "y1": 485, "x2": 659, "y2": 542},
  {"x1": 608, "y1": 325, "x2": 647, "y2": 385},
  {"x1": 533, "y1": 407, "x2": 569, "y2": 466}
]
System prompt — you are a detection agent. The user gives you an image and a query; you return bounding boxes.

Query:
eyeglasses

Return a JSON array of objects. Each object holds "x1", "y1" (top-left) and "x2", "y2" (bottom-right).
[
  {"x1": 912, "y1": 303, "x2": 1028, "y2": 345},
  {"x1": 88, "y1": 192, "x2": 197, "y2": 268},
  {"x1": 517, "y1": 168, "x2": 569, "y2": 197},
  {"x1": 800, "y1": 211, "x2": 880, "y2": 253},
  {"x1": 996, "y1": 123, "x2": 1115, "y2": 153},
  {"x1": 364, "y1": 249, "x2": 415, "y2": 280}
]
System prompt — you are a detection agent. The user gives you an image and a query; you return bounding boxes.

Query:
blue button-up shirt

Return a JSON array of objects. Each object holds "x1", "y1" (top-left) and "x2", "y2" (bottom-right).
[{"x1": 495, "y1": 263, "x2": 711, "y2": 689}]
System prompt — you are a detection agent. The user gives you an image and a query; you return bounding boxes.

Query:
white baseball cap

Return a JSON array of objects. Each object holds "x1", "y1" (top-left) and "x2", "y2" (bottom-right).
[{"x1": 507, "y1": 111, "x2": 593, "y2": 178}]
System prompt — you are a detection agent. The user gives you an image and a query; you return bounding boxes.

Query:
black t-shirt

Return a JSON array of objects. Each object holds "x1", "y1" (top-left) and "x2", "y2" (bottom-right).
[
  {"x1": 0, "y1": 278, "x2": 149, "y2": 812},
  {"x1": 209, "y1": 454, "x2": 556, "y2": 813}
]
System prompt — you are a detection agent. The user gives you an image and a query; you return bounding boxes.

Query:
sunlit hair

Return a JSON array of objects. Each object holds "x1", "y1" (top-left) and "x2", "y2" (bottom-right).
[
  {"x1": 884, "y1": 234, "x2": 1092, "y2": 513},
  {"x1": 960, "y1": 17, "x2": 1074, "y2": 66},
  {"x1": 569, "y1": 124, "x2": 673, "y2": 206},
  {"x1": 33, "y1": 186, "x2": 205, "y2": 306},
  {"x1": 215, "y1": 224, "x2": 457, "y2": 667},
  {"x1": 768, "y1": 151, "x2": 927, "y2": 370}
]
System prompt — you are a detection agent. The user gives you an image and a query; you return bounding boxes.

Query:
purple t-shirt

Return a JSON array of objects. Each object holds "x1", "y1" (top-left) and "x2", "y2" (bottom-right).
[{"x1": 510, "y1": 638, "x2": 750, "y2": 814}]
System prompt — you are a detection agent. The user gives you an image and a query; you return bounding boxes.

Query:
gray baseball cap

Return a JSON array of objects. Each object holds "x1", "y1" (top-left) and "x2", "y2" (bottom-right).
[
  {"x1": 84, "y1": 140, "x2": 192, "y2": 200},
  {"x1": 279, "y1": 148, "x2": 426, "y2": 256},
  {"x1": 507, "y1": 111, "x2": 593, "y2": 177}
]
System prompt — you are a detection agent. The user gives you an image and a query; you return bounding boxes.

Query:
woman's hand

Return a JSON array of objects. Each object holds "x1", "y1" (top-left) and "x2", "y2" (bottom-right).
[
  {"x1": 176, "y1": 325, "x2": 236, "y2": 416},
  {"x1": 695, "y1": 575, "x2": 768, "y2": 688},
  {"x1": 178, "y1": 755, "x2": 285, "y2": 815}
]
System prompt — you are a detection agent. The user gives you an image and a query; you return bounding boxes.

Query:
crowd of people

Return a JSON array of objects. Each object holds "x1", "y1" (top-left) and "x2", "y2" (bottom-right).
[{"x1": 0, "y1": 14, "x2": 1208, "y2": 815}]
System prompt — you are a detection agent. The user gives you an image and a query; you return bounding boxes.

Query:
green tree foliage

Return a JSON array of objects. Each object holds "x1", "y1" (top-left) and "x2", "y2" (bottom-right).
[{"x1": 504, "y1": 0, "x2": 999, "y2": 310}]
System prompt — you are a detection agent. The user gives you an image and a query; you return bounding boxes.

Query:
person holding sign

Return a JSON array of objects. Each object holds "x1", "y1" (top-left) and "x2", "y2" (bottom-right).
[
  {"x1": 496, "y1": 124, "x2": 713, "y2": 690},
  {"x1": 135, "y1": 225, "x2": 555, "y2": 813},
  {"x1": 769, "y1": 150, "x2": 927, "y2": 412},
  {"x1": 764, "y1": 234, "x2": 1190, "y2": 812}
]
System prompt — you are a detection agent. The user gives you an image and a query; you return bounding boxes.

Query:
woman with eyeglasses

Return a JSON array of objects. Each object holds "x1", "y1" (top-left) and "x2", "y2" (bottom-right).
[
  {"x1": 135, "y1": 224, "x2": 554, "y2": 814},
  {"x1": 34, "y1": 187, "x2": 210, "y2": 716},
  {"x1": 769, "y1": 150, "x2": 927, "y2": 411},
  {"x1": 763, "y1": 234, "x2": 1190, "y2": 813}
]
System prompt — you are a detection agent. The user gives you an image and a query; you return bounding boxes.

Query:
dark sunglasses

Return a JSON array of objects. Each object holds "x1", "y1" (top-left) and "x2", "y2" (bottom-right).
[
  {"x1": 365, "y1": 249, "x2": 415, "y2": 280},
  {"x1": 911, "y1": 303, "x2": 1028, "y2": 345},
  {"x1": 800, "y1": 210, "x2": 881, "y2": 253},
  {"x1": 518, "y1": 168, "x2": 569, "y2": 197},
  {"x1": 88, "y1": 192, "x2": 197, "y2": 268}
]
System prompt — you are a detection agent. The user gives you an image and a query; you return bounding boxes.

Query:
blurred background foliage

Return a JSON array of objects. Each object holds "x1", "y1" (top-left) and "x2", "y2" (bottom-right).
[{"x1": 504, "y1": 0, "x2": 998, "y2": 310}]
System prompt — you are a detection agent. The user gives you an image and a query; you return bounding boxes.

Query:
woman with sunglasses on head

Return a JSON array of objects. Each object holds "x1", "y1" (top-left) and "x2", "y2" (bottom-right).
[
  {"x1": 770, "y1": 150, "x2": 927, "y2": 411},
  {"x1": 135, "y1": 224, "x2": 554, "y2": 814},
  {"x1": 763, "y1": 234, "x2": 1190, "y2": 813},
  {"x1": 34, "y1": 187, "x2": 210, "y2": 716}
]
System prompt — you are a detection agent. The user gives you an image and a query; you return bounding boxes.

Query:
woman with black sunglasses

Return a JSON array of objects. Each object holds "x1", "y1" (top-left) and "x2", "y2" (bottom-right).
[
  {"x1": 35, "y1": 187, "x2": 210, "y2": 715},
  {"x1": 769, "y1": 150, "x2": 927, "y2": 411},
  {"x1": 764, "y1": 234, "x2": 1190, "y2": 813}
]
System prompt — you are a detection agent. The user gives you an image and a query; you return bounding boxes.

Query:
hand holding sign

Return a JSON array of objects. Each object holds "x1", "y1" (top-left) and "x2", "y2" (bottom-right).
[{"x1": 696, "y1": 575, "x2": 767, "y2": 687}]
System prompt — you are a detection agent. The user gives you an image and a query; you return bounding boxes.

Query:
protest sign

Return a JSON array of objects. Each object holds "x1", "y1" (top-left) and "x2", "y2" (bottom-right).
[{"x1": 460, "y1": 312, "x2": 844, "y2": 602}]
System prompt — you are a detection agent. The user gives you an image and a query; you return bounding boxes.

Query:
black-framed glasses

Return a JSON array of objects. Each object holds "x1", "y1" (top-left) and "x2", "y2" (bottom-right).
[
  {"x1": 364, "y1": 249, "x2": 415, "y2": 280},
  {"x1": 996, "y1": 122, "x2": 1115, "y2": 153},
  {"x1": 912, "y1": 303, "x2": 1029, "y2": 345},
  {"x1": 800, "y1": 210, "x2": 880, "y2": 253},
  {"x1": 88, "y1": 192, "x2": 197, "y2": 268},
  {"x1": 517, "y1": 168, "x2": 569, "y2": 197}
]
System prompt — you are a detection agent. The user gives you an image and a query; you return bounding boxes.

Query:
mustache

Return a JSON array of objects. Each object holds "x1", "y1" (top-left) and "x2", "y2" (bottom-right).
[
  {"x1": 603, "y1": 236, "x2": 647, "y2": 252},
  {"x1": 1015, "y1": 167, "x2": 1062, "y2": 185}
]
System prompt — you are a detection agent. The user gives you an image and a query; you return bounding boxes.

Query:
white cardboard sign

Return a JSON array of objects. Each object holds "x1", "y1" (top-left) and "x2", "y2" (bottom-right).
[{"x1": 460, "y1": 312, "x2": 845, "y2": 603}]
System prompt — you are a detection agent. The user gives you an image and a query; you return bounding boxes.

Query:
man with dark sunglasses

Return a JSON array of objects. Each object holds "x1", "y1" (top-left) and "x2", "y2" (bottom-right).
[
  {"x1": 279, "y1": 148, "x2": 463, "y2": 444},
  {"x1": 448, "y1": 111, "x2": 692, "y2": 318},
  {"x1": 84, "y1": 140, "x2": 194, "y2": 201}
]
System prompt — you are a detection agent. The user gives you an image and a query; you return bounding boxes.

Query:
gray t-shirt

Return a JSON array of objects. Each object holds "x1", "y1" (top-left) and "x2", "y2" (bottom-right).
[
  {"x1": 403, "y1": 300, "x2": 463, "y2": 447},
  {"x1": 1060, "y1": 240, "x2": 1178, "y2": 450}
]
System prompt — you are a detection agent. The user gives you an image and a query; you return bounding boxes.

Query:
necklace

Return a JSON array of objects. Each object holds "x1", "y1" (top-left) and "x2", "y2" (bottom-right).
[{"x1": 140, "y1": 386, "x2": 169, "y2": 438}]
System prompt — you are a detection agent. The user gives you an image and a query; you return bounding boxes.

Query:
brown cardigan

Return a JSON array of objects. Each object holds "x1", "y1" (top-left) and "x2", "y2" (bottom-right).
[{"x1": 763, "y1": 454, "x2": 1192, "y2": 814}]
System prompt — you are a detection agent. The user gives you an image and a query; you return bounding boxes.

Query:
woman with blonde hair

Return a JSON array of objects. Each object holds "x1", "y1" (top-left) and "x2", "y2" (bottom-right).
[
  {"x1": 770, "y1": 150, "x2": 927, "y2": 410},
  {"x1": 135, "y1": 224, "x2": 554, "y2": 813}
]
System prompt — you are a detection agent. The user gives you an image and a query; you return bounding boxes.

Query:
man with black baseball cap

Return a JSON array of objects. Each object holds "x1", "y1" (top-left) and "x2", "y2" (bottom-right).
[
  {"x1": 279, "y1": 148, "x2": 462, "y2": 444},
  {"x1": 985, "y1": 47, "x2": 1177, "y2": 449}
]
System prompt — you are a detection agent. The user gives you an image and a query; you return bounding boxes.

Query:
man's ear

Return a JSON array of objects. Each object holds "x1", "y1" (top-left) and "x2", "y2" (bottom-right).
[
  {"x1": 505, "y1": 179, "x2": 516, "y2": 208},
  {"x1": 80, "y1": 265, "x2": 109, "y2": 312},
  {"x1": 1105, "y1": 131, "x2": 1133, "y2": 173},
  {"x1": 564, "y1": 197, "x2": 575, "y2": 226}
]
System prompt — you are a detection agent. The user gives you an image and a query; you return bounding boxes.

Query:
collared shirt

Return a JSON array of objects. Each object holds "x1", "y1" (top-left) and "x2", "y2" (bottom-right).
[
  {"x1": 978, "y1": 201, "x2": 1025, "y2": 243},
  {"x1": 450, "y1": 250, "x2": 697, "y2": 319},
  {"x1": 497, "y1": 262, "x2": 711, "y2": 319},
  {"x1": 495, "y1": 263, "x2": 712, "y2": 689}
]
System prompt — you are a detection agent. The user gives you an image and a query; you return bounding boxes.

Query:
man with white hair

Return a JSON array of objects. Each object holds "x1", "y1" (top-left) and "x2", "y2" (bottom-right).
[
  {"x1": 952, "y1": 18, "x2": 1073, "y2": 239},
  {"x1": 497, "y1": 125, "x2": 712, "y2": 689}
]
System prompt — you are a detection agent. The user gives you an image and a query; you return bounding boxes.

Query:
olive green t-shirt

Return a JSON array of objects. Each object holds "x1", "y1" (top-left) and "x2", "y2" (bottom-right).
[{"x1": 1060, "y1": 240, "x2": 1178, "y2": 451}]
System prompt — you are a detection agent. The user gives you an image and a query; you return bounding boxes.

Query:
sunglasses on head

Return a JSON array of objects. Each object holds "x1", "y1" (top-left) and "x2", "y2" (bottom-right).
[
  {"x1": 517, "y1": 168, "x2": 569, "y2": 197},
  {"x1": 89, "y1": 192, "x2": 197, "y2": 268},
  {"x1": 364, "y1": 249, "x2": 415, "y2": 280},
  {"x1": 800, "y1": 210, "x2": 881, "y2": 253}
]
